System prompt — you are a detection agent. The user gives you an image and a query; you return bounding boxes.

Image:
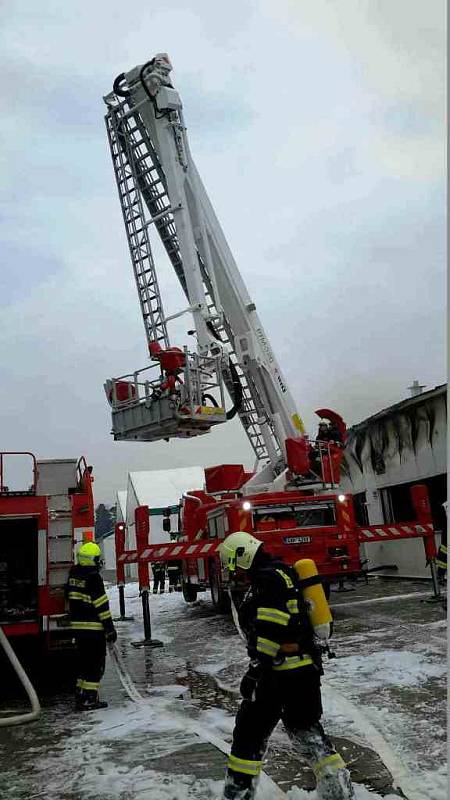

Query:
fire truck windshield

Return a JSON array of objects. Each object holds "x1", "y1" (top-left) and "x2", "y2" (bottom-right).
[{"x1": 253, "y1": 502, "x2": 336, "y2": 530}]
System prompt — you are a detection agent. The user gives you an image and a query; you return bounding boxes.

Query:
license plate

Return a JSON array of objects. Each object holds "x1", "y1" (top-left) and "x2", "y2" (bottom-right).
[{"x1": 283, "y1": 535, "x2": 312, "y2": 544}]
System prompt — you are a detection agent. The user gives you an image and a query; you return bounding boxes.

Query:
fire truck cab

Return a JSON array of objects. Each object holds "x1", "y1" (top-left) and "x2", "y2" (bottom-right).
[{"x1": 178, "y1": 466, "x2": 361, "y2": 611}]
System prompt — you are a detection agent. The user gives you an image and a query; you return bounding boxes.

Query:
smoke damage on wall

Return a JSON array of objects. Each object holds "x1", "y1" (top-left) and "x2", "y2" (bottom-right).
[{"x1": 342, "y1": 385, "x2": 446, "y2": 486}]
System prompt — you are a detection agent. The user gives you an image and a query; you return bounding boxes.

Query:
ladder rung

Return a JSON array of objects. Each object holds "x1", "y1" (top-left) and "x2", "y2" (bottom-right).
[
  {"x1": 145, "y1": 189, "x2": 167, "y2": 202},
  {"x1": 130, "y1": 242, "x2": 151, "y2": 252},
  {"x1": 135, "y1": 151, "x2": 155, "y2": 166},
  {"x1": 139, "y1": 166, "x2": 160, "y2": 180},
  {"x1": 117, "y1": 172, "x2": 134, "y2": 186}
]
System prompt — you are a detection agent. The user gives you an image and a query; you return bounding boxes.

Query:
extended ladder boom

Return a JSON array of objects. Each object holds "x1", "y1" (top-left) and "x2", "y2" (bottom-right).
[{"x1": 104, "y1": 54, "x2": 305, "y2": 476}]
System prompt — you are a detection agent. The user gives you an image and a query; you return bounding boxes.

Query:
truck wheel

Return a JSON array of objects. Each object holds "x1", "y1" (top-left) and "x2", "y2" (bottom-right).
[
  {"x1": 182, "y1": 581, "x2": 198, "y2": 603},
  {"x1": 209, "y1": 561, "x2": 230, "y2": 613}
]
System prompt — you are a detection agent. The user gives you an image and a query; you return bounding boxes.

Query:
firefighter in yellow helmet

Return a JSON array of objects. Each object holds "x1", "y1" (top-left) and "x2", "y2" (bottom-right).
[
  {"x1": 66, "y1": 541, "x2": 117, "y2": 710},
  {"x1": 218, "y1": 532, "x2": 354, "y2": 800}
]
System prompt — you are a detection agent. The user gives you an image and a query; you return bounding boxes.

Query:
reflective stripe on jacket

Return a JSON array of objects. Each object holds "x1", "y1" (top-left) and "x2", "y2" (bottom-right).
[
  {"x1": 66, "y1": 565, "x2": 114, "y2": 634},
  {"x1": 239, "y1": 557, "x2": 316, "y2": 671},
  {"x1": 437, "y1": 543, "x2": 447, "y2": 570}
]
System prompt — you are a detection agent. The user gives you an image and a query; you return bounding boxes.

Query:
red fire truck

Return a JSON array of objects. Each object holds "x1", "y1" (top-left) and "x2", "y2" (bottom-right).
[
  {"x1": 176, "y1": 463, "x2": 357, "y2": 608},
  {"x1": 0, "y1": 452, "x2": 95, "y2": 649},
  {"x1": 115, "y1": 463, "x2": 438, "y2": 613}
]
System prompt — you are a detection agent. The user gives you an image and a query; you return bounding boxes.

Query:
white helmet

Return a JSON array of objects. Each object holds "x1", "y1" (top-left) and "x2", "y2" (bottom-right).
[{"x1": 218, "y1": 532, "x2": 263, "y2": 572}]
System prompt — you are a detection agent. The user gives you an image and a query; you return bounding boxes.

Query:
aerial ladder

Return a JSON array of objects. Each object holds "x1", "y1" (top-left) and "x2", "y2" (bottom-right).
[
  {"x1": 103, "y1": 54, "x2": 440, "y2": 603},
  {"x1": 103, "y1": 53, "x2": 341, "y2": 492}
]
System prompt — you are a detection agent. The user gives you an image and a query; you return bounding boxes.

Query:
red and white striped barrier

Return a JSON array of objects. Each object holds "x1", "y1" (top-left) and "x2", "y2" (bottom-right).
[
  {"x1": 118, "y1": 539, "x2": 220, "y2": 565},
  {"x1": 118, "y1": 521, "x2": 434, "y2": 565},
  {"x1": 358, "y1": 522, "x2": 433, "y2": 542}
]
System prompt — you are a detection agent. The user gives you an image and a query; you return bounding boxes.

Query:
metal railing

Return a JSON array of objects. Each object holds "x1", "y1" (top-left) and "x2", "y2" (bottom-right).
[
  {"x1": 307, "y1": 438, "x2": 343, "y2": 487},
  {"x1": 106, "y1": 361, "x2": 165, "y2": 409},
  {"x1": 105, "y1": 349, "x2": 225, "y2": 417},
  {"x1": 76, "y1": 456, "x2": 93, "y2": 495},
  {"x1": 0, "y1": 452, "x2": 38, "y2": 495}
]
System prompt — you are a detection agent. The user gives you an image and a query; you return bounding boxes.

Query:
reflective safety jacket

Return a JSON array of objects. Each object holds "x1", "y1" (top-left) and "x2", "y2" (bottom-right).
[
  {"x1": 436, "y1": 543, "x2": 447, "y2": 571},
  {"x1": 66, "y1": 564, "x2": 114, "y2": 635},
  {"x1": 238, "y1": 556, "x2": 318, "y2": 672}
]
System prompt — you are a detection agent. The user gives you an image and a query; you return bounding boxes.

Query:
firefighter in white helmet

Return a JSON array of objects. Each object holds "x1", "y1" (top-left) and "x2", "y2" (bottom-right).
[{"x1": 218, "y1": 532, "x2": 354, "y2": 800}]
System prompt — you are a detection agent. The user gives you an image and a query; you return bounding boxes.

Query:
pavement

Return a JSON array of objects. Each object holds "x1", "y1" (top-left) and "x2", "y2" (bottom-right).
[{"x1": 0, "y1": 577, "x2": 447, "y2": 800}]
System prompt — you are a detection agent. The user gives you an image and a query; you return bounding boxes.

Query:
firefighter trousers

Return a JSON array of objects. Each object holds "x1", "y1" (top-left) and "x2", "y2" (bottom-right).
[
  {"x1": 152, "y1": 570, "x2": 165, "y2": 593},
  {"x1": 74, "y1": 632, "x2": 106, "y2": 701},
  {"x1": 168, "y1": 566, "x2": 181, "y2": 591},
  {"x1": 223, "y1": 664, "x2": 353, "y2": 800}
]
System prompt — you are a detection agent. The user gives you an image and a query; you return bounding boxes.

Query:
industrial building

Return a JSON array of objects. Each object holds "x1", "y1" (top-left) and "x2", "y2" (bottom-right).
[{"x1": 340, "y1": 383, "x2": 447, "y2": 578}]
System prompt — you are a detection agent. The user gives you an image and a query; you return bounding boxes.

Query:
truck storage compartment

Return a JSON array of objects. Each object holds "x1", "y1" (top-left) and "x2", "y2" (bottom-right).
[{"x1": 0, "y1": 518, "x2": 38, "y2": 623}]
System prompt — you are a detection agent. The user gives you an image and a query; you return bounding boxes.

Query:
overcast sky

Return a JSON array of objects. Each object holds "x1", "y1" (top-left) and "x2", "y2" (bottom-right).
[{"x1": 0, "y1": 1, "x2": 446, "y2": 503}]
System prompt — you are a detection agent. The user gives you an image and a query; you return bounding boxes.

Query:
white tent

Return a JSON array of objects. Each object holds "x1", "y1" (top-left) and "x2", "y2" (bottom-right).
[
  {"x1": 127, "y1": 466, "x2": 204, "y2": 517},
  {"x1": 118, "y1": 467, "x2": 204, "y2": 580},
  {"x1": 116, "y1": 489, "x2": 127, "y2": 522}
]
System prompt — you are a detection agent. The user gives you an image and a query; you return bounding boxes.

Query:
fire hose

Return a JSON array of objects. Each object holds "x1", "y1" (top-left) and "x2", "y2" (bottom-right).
[
  {"x1": 108, "y1": 642, "x2": 286, "y2": 798},
  {"x1": 0, "y1": 626, "x2": 41, "y2": 727}
]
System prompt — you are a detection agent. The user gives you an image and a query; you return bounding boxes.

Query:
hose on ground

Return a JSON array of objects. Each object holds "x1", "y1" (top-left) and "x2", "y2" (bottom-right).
[
  {"x1": 0, "y1": 626, "x2": 41, "y2": 727},
  {"x1": 108, "y1": 642, "x2": 286, "y2": 797}
]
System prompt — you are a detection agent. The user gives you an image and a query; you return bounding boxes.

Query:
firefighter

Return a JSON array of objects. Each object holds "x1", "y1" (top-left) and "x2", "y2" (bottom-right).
[
  {"x1": 317, "y1": 420, "x2": 330, "y2": 442},
  {"x1": 167, "y1": 560, "x2": 182, "y2": 592},
  {"x1": 308, "y1": 421, "x2": 330, "y2": 478},
  {"x1": 436, "y1": 501, "x2": 447, "y2": 584},
  {"x1": 218, "y1": 532, "x2": 354, "y2": 800},
  {"x1": 152, "y1": 561, "x2": 166, "y2": 594},
  {"x1": 317, "y1": 420, "x2": 343, "y2": 446},
  {"x1": 66, "y1": 541, "x2": 117, "y2": 711}
]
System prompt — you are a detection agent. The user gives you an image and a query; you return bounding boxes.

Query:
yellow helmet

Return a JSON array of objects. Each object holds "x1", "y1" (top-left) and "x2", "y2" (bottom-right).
[
  {"x1": 76, "y1": 541, "x2": 102, "y2": 567},
  {"x1": 218, "y1": 532, "x2": 262, "y2": 572}
]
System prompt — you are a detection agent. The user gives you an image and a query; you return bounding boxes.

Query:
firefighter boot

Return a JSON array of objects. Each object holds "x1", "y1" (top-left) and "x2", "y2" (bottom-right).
[
  {"x1": 79, "y1": 690, "x2": 108, "y2": 711},
  {"x1": 289, "y1": 724, "x2": 354, "y2": 800},
  {"x1": 222, "y1": 770, "x2": 257, "y2": 800},
  {"x1": 315, "y1": 765, "x2": 355, "y2": 800},
  {"x1": 75, "y1": 686, "x2": 85, "y2": 710}
]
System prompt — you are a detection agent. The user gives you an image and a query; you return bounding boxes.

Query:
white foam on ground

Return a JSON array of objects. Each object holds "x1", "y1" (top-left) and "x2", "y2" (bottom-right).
[
  {"x1": 104, "y1": 583, "x2": 447, "y2": 800},
  {"x1": 196, "y1": 661, "x2": 231, "y2": 676},
  {"x1": 146, "y1": 683, "x2": 191, "y2": 699},
  {"x1": 198, "y1": 707, "x2": 235, "y2": 737},
  {"x1": 326, "y1": 648, "x2": 445, "y2": 689},
  {"x1": 286, "y1": 787, "x2": 400, "y2": 800}
]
